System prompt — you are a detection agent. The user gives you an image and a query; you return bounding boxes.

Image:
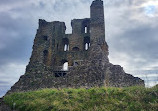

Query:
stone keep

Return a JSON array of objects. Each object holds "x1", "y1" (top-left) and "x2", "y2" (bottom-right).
[{"x1": 9, "y1": 0, "x2": 144, "y2": 93}]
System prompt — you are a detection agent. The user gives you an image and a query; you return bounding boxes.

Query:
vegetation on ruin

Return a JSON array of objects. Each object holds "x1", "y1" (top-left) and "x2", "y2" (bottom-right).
[{"x1": 4, "y1": 85, "x2": 158, "y2": 111}]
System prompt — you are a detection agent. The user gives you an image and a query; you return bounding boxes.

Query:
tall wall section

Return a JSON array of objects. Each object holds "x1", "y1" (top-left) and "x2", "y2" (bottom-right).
[{"x1": 7, "y1": 0, "x2": 144, "y2": 94}]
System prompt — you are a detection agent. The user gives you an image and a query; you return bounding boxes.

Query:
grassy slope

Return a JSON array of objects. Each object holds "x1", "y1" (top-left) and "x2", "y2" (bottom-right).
[{"x1": 4, "y1": 86, "x2": 158, "y2": 111}]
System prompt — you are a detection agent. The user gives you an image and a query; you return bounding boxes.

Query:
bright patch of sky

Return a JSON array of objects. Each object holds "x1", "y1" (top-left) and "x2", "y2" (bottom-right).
[
  {"x1": 142, "y1": 0, "x2": 158, "y2": 17},
  {"x1": 145, "y1": 5, "x2": 156, "y2": 17}
]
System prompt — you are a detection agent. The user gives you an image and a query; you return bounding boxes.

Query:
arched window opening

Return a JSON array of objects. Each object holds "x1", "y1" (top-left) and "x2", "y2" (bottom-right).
[
  {"x1": 63, "y1": 62, "x2": 68, "y2": 71},
  {"x1": 63, "y1": 38, "x2": 69, "y2": 51},
  {"x1": 43, "y1": 50, "x2": 48, "y2": 64},
  {"x1": 72, "y1": 47, "x2": 80, "y2": 51},
  {"x1": 84, "y1": 36, "x2": 90, "y2": 50},
  {"x1": 61, "y1": 59, "x2": 69, "y2": 71},
  {"x1": 43, "y1": 36, "x2": 48, "y2": 41}
]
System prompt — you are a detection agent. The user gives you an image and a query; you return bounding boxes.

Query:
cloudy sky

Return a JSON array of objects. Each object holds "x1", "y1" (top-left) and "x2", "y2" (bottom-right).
[{"x1": 0, "y1": 0, "x2": 158, "y2": 97}]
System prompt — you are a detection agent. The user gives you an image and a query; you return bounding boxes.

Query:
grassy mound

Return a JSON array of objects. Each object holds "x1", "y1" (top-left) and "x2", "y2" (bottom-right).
[{"x1": 4, "y1": 86, "x2": 158, "y2": 111}]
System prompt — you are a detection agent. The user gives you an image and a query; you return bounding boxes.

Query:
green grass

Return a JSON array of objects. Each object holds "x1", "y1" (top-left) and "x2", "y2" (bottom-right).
[{"x1": 4, "y1": 86, "x2": 158, "y2": 111}]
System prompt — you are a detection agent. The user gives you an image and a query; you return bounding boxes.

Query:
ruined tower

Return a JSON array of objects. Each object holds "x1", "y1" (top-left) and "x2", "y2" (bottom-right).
[
  {"x1": 8, "y1": 0, "x2": 144, "y2": 93},
  {"x1": 91, "y1": 0, "x2": 105, "y2": 44}
]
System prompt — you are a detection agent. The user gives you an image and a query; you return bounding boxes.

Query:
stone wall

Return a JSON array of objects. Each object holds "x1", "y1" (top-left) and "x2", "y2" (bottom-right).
[
  {"x1": 7, "y1": 43, "x2": 144, "y2": 94},
  {"x1": 6, "y1": 0, "x2": 144, "y2": 94}
]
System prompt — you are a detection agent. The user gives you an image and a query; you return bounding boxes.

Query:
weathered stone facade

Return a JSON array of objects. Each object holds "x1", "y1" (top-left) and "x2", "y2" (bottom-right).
[{"x1": 8, "y1": 0, "x2": 144, "y2": 94}]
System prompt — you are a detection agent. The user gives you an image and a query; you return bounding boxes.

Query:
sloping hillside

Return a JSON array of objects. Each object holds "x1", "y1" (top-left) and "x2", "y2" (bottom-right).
[{"x1": 3, "y1": 86, "x2": 158, "y2": 111}]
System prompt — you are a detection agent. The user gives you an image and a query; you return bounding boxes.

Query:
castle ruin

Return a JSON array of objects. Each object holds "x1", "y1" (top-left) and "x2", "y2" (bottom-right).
[{"x1": 9, "y1": 0, "x2": 144, "y2": 93}]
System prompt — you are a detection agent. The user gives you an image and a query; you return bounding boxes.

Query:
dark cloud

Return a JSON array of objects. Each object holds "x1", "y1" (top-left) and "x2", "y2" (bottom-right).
[
  {"x1": 104, "y1": 0, "x2": 158, "y2": 72},
  {"x1": 110, "y1": 24, "x2": 158, "y2": 69},
  {"x1": 112, "y1": 25, "x2": 158, "y2": 57},
  {"x1": 0, "y1": 12, "x2": 35, "y2": 65},
  {"x1": 0, "y1": 81, "x2": 9, "y2": 85}
]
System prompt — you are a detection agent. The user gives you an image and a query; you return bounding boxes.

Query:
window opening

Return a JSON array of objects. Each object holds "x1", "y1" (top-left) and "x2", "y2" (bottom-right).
[
  {"x1": 85, "y1": 26, "x2": 88, "y2": 33},
  {"x1": 64, "y1": 44, "x2": 68, "y2": 51},
  {"x1": 63, "y1": 38, "x2": 69, "y2": 51},
  {"x1": 85, "y1": 43, "x2": 88, "y2": 50},
  {"x1": 68, "y1": 45, "x2": 69, "y2": 51},
  {"x1": 43, "y1": 36, "x2": 48, "y2": 40},
  {"x1": 62, "y1": 62, "x2": 68, "y2": 71},
  {"x1": 84, "y1": 36, "x2": 90, "y2": 50}
]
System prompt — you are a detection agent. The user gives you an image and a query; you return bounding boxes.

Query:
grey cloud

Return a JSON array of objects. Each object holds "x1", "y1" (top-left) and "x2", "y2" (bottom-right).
[
  {"x1": 0, "y1": 81, "x2": 9, "y2": 85},
  {"x1": 0, "y1": 0, "x2": 22, "y2": 5},
  {"x1": 0, "y1": 12, "x2": 35, "y2": 65},
  {"x1": 114, "y1": 25, "x2": 158, "y2": 55},
  {"x1": 109, "y1": 22, "x2": 158, "y2": 69},
  {"x1": 104, "y1": 0, "x2": 158, "y2": 72}
]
